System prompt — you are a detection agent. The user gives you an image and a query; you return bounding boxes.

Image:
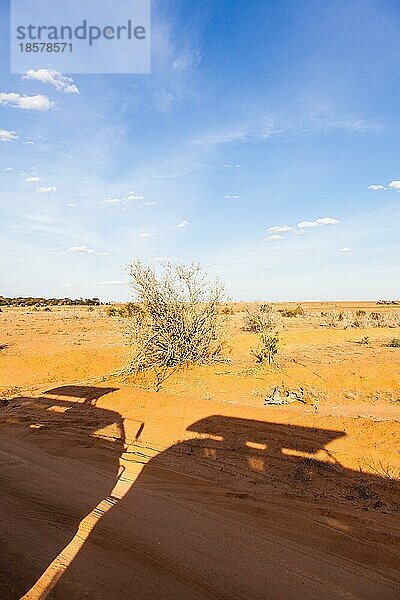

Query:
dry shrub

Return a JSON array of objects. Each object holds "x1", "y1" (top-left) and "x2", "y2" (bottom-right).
[
  {"x1": 220, "y1": 305, "x2": 234, "y2": 315},
  {"x1": 279, "y1": 305, "x2": 305, "y2": 318},
  {"x1": 125, "y1": 261, "x2": 225, "y2": 377},
  {"x1": 243, "y1": 303, "x2": 281, "y2": 332}
]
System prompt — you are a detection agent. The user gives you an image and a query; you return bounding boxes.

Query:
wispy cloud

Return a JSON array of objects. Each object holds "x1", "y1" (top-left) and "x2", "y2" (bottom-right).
[
  {"x1": 0, "y1": 129, "x2": 18, "y2": 142},
  {"x1": 268, "y1": 225, "x2": 293, "y2": 234},
  {"x1": 224, "y1": 194, "x2": 240, "y2": 199},
  {"x1": 176, "y1": 219, "x2": 189, "y2": 228},
  {"x1": 339, "y1": 247, "x2": 354, "y2": 253},
  {"x1": 0, "y1": 92, "x2": 54, "y2": 110},
  {"x1": 194, "y1": 123, "x2": 274, "y2": 149},
  {"x1": 192, "y1": 109, "x2": 381, "y2": 150},
  {"x1": 23, "y1": 69, "x2": 79, "y2": 94},
  {"x1": 66, "y1": 246, "x2": 109, "y2": 255},
  {"x1": 36, "y1": 186, "x2": 57, "y2": 193},
  {"x1": 26, "y1": 176, "x2": 42, "y2": 182},
  {"x1": 98, "y1": 280, "x2": 128, "y2": 286},
  {"x1": 224, "y1": 162, "x2": 240, "y2": 168},
  {"x1": 149, "y1": 9, "x2": 202, "y2": 112},
  {"x1": 103, "y1": 192, "x2": 145, "y2": 204}
]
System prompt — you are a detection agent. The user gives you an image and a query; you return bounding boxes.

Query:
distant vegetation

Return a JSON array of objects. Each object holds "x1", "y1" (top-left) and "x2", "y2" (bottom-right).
[
  {"x1": 105, "y1": 303, "x2": 144, "y2": 318},
  {"x1": 324, "y1": 310, "x2": 400, "y2": 329},
  {"x1": 386, "y1": 338, "x2": 400, "y2": 348},
  {"x1": 278, "y1": 305, "x2": 305, "y2": 318},
  {"x1": 0, "y1": 296, "x2": 101, "y2": 307}
]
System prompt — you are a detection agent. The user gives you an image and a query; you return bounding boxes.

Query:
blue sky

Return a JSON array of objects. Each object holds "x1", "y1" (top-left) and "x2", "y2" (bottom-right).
[{"x1": 1, "y1": 0, "x2": 399, "y2": 301}]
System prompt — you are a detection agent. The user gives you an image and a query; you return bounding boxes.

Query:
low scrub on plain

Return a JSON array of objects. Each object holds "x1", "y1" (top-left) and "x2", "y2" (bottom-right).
[
  {"x1": 125, "y1": 261, "x2": 225, "y2": 378},
  {"x1": 243, "y1": 303, "x2": 281, "y2": 332},
  {"x1": 278, "y1": 305, "x2": 305, "y2": 318},
  {"x1": 324, "y1": 310, "x2": 400, "y2": 329}
]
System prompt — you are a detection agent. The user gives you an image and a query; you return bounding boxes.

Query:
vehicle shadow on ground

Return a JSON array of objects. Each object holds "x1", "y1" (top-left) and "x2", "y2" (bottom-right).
[{"x1": 0, "y1": 386, "x2": 399, "y2": 599}]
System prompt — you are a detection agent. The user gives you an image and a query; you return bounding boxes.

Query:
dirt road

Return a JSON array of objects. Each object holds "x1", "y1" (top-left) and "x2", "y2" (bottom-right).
[{"x1": 0, "y1": 389, "x2": 399, "y2": 599}]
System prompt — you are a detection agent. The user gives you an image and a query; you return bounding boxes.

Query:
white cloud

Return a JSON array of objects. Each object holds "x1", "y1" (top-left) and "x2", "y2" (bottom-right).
[
  {"x1": 37, "y1": 186, "x2": 57, "y2": 193},
  {"x1": 139, "y1": 232, "x2": 152, "y2": 238},
  {"x1": 64, "y1": 84, "x2": 80, "y2": 94},
  {"x1": 176, "y1": 219, "x2": 189, "y2": 228},
  {"x1": 66, "y1": 246, "x2": 109, "y2": 255},
  {"x1": 5, "y1": 167, "x2": 14, "y2": 172},
  {"x1": 268, "y1": 225, "x2": 293, "y2": 233},
  {"x1": 0, "y1": 92, "x2": 54, "y2": 110},
  {"x1": 266, "y1": 217, "x2": 339, "y2": 240},
  {"x1": 224, "y1": 194, "x2": 240, "y2": 199},
  {"x1": 0, "y1": 129, "x2": 18, "y2": 142},
  {"x1": 315, "y1": 217, "x2": 339, "y2": 225},
  {"x1": 339, "y1": 247, "x2": 354, "y2": 253},
  {"x1": 388, "y1": 180, "x2": 400, "y2": 191},
  {"x1": 145, "y1": 201, "x2": 157, "y2": 206},
  {"x1": 126, "y1": 193, "x2": 145, "y2": 201},
  {"x1": 297, "y1": 220, "x2": 319, "y2": 228},
  {"x1": 23, "y1": 69, "x2": 79, "y2": 94},
  {"x1": 103, "y1": 192, "x2": 145, "y2": 204},
  {"x1": 297, "y1": 217, "x2": 339, "y2": 228},
  {"x1": 66, "y1": 202, "x2": 76, "y2": 207},
  {"x1": 23, "y1": 141, "x2": 34, "y2": 145},
  {"x1": 224, "y1": 162, "x2": 240, "y2": 168},
  {"x1": 62, "y1": 282, "x2": 72, "y2": 288},
  {"x1": 26, "y1": 176, "x2": 42, "y2": 182},
  {"x1": 368, "y1": 181, "x2": 400, "y2": 191},
  {"x1": 368, "y1": 184, "x2": 386, "y2": 191}
]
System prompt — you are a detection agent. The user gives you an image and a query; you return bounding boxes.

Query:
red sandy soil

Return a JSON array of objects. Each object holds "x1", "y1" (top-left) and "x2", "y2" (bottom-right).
[{"x1": 0, "y1": 306, "x2": 399, "y2": 599}]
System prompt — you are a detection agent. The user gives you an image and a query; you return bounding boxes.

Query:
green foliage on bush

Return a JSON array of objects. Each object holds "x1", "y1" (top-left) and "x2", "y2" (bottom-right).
[{"x1": 251, "y1": 332, "x2": 279, "y2": 364}]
